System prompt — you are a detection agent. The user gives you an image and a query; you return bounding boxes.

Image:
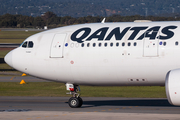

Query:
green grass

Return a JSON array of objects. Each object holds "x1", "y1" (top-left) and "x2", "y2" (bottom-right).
[
  {"x1": 0, "y1": 31, "x2": 40, "y2": 43},
  {"x1": 0, "y1": 50, "x2": 11, "y2": 58},
  {"x1": 81, "y1": 86, "x2": 166, "y2": 98},
  {"x1": 0, "y1": 31, "x2": 40, "y2": 39},
  {"x1": 0, "y1": 82, "x2": 166, "y2": 98},
  {"x1": 0, "y1": 39, "x2": 25, "y2": 43},
  {"x1": 0, "y1": 63, "x2": 13, "y2": 69}
]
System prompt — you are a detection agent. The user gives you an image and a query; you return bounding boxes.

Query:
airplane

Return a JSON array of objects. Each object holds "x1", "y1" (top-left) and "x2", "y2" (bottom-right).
[{"x1": 4, "y1": 20, "x2": 180, "y2": 108}]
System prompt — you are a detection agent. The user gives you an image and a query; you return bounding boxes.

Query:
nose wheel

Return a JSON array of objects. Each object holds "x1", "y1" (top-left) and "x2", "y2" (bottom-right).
[
  {"x1": 66, "y1": 83, "x2": 83, "y2": 108},
  {"x1": 68, "y1": 97, "x2": 83, "y2": 108}
]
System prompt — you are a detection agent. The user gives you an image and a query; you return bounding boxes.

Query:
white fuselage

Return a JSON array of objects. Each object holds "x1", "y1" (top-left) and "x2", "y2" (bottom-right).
[{"x1": 5, "y1": 21, "x2": 180, "y2": 86}]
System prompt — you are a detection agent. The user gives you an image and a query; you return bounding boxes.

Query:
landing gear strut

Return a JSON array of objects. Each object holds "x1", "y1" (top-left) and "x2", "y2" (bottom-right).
[{"x1": 66, "y1": 83, "x2": 83, "y2": 108}]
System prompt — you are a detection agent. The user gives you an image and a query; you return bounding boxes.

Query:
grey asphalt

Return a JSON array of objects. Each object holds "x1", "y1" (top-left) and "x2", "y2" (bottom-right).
[
  {"x1": 0, "y1": 97, "x2": 180, "y2": 120},
  {"x1": 1, "y1": 97, "x2": 180, "y2": 114},
  {"x1": 1, "y1": 75, "x2": 180, "y2": 119},
  {"x1": 0, "y1": 43, "x2": 20, "y2": 48}
]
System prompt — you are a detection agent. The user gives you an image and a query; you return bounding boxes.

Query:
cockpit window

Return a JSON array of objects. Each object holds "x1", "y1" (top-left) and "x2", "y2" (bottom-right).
[
  {"x1": 21, "y1": 41, "x2": 34, "y2": 48},
  {"x1": 28, "y1": 41, "x2": 34, "y2": 48},
  {"x1": 22, "y1": 41, "x2": 28, "y2": 48}
]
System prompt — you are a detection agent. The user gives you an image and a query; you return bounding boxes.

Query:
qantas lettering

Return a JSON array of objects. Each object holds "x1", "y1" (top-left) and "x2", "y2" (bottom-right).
[{"x1": 71, "y1": 26, "x2": 177, "y2": 43}]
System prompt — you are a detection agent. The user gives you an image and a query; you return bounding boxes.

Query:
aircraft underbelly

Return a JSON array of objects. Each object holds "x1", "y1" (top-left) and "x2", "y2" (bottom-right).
[{"x1": 67, "y1": 58, "x2": 169, "y2": 86}]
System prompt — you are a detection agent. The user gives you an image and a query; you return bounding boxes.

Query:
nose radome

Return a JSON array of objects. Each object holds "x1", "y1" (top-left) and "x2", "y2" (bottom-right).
[{"x1": 4, "y1": 51, "x2": 13, "y2": 67}]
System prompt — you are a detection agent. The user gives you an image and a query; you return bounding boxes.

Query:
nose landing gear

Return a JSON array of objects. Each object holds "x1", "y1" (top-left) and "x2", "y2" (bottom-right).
[
  {"x1": 66, "y1": 83, "x2": 83, "y2": 108},
  {"x1": 68, "y1": 97, "x2": 83, "y2": 108}
]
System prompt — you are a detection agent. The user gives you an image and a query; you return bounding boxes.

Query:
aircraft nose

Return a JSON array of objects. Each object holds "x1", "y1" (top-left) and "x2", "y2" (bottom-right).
[{"x1": 4, "y1": 51, "x2": 13, "y2": 67}]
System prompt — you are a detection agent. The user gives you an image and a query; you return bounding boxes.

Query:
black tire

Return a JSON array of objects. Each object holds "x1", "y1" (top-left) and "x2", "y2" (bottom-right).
[
  {"x1": 68, "y1": 97, "x2": 80, "y2": 108},
  {"x1": 78, "y1": 97, "x2": 83, "y2": 107}
]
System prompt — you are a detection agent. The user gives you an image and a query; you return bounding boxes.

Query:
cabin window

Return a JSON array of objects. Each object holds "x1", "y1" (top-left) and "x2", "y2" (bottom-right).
[
  {"x1": 104, "y1": 43, "x2": 107, "y2": 47},
  {"x1": 81, "y1": 43, "x2": 84, "y2": 47},
  {"x1": 93, "y1": 43, "x2": 96, "y2": 47},
  {"x1": 28, "y1": 41, "x2": 34, "y2": 48},
  {"x1": 175, "y1": 41, "x2": 179, "y2": 46},
  {"x1": 22, "y1": 41, "x2": 28, "y2": 48},
  {"x1": 163, "y1": 42, "x2": 166, "y2": 46},
  {"x1": 128, "y1": 42, "x2": 131, "y2": 46},
  {"x1": 87, "y1": 43, "x2": 90, "y2": 47},
  {"x1": 99, "y1": 43, "x2": 102, "y2": 47},
  {"x1": 134, "y1": 42, "x2": 137, "y2": 46},
  {"x1": 122, "y1": 42, "x2": 125, "y2": 47},
  {"x1": 110, "y1": 43, "x2": 113, "y2": 47},
  {"x1": 116, "y1": 43, "x2": 119, "y2": 47},
  {"x1": 71, "y1": 43, "x2": 74, "y2": 48},
  {"x1": 75, "y1": 43, "x2": 79, "y2": 48}
]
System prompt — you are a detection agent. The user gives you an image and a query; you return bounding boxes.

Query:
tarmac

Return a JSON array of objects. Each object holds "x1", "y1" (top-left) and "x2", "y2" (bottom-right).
[
  {"x1": 0, "y1": 75, "x2": 180, "y2": 120},
  {"x1": 0, "y1": 97, "x2": 180, "y2": 120}
]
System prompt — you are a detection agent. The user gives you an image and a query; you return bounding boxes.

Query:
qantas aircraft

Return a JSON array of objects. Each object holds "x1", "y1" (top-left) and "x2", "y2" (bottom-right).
[{"x1": 4, "y1": 20, "x2": 180, "y2": 108}]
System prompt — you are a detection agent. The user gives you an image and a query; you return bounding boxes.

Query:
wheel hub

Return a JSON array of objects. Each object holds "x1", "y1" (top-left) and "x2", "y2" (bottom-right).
[{"x1": 71, "y1": 100, "x2": 77, "y2": 106}]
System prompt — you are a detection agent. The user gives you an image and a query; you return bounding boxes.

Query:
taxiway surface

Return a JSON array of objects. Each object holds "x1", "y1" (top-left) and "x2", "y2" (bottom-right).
[
  {"x1": 1, "y1": 76, "x2": 180, "y2": 119},
  {"x1": 0, "y1": 96, "x2": 180, "y2": 120}
]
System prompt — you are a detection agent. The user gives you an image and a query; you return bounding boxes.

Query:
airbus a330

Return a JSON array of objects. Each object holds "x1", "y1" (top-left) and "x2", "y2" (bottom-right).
[{"x1": 5, "y1": 20, "x2": 180, "y2": 108}]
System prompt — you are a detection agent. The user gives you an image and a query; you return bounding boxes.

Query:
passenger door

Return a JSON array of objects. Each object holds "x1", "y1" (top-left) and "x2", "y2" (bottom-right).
[
  {"x1": 50, "y1": 34, "x2": 67, "y2": 58},
  {"x1": 143, "y1": 31, "x2": 159, "y2": 57}
]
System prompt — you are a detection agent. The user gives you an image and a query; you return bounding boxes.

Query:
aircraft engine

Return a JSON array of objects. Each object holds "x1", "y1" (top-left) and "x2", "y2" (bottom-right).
[{"x1": 165, "y1": 69, "x2": 180, "y2": 106}]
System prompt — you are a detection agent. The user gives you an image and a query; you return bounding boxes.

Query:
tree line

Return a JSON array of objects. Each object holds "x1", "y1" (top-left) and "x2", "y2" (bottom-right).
[
  {"x1": 1, "y1": 0, "x2": 180, "y2": 17},
  {"x1": 0, "y1": 12, "x2": 180, "y2": 28}
]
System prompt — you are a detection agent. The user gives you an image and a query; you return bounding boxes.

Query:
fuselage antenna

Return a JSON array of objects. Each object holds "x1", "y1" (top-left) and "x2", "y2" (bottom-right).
[{"x1": 101, "y1": 18, "x2": 106, "y2": 23}]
